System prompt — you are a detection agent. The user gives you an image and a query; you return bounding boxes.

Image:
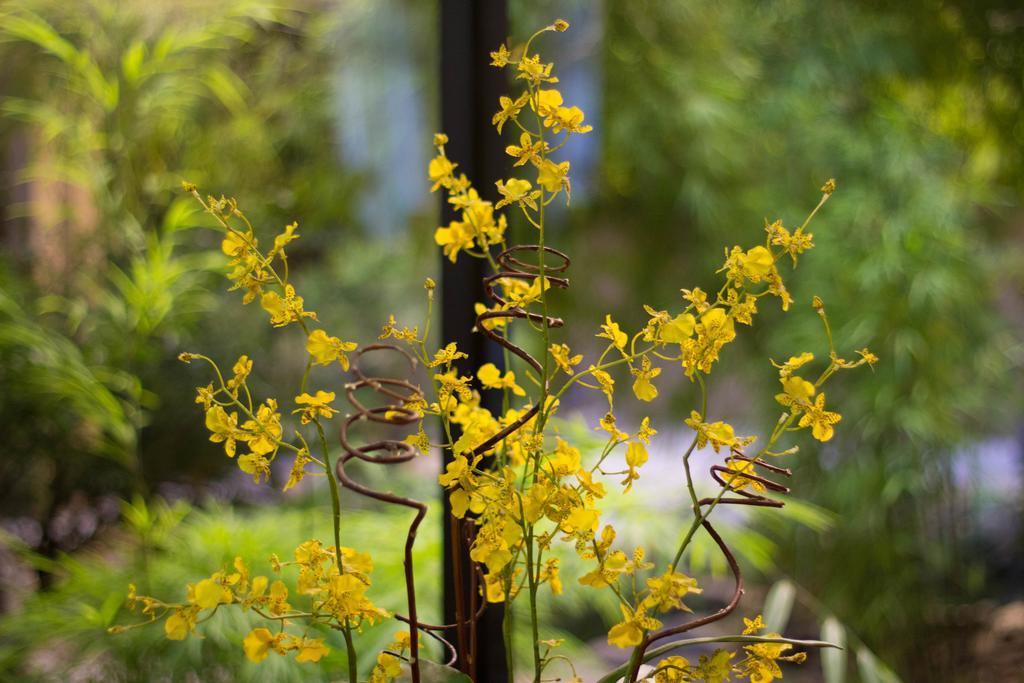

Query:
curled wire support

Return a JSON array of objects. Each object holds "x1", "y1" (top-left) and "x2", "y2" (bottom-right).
[
  {"x1": 627, "y1": 448, "x2": 793, "y2": 682},
  {"x1": 335, "y1": 344, "x2": 491, "y2": 677},
  {"x1": 335, "y1": 343, "x2": 430, "y2": 682},
  {"x1": 471, "y1": 244, "x2": 570, "y2": 458},
  {"x1": 432, "y1": 244, "x2": 571, "y2": 675}
]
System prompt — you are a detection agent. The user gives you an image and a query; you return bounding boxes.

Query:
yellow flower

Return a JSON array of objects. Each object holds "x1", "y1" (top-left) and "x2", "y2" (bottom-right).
[
  {"x1": 221, "y1": 229, "x2": 253, "y2": 258},
  {"x1": 538, "y1": 557, "x2": 563, "y2": 595},
  {"x1": 857, "y1": 347, "x2": 879, "y2": 366},
  {"x1": 636, "y1": 417, "x2": 657, "y2": 444},
  {"x1": 483, "y1": 571, "x2": 506, "y2": 603},
  {"x1": 194, "y1": 578, "x2": 231, "y2": 609},
  {"x1": 743, "y1": 614, "x2": 766, "y2": 634},
  {"x1": 492, "y1": 92, "x2": 529, "y2": 133},
  {"x1": 598, "y1": 314, "x2": 628, "y2": 350},
  {"x1": 561, "y1": 505, "x2": 599, "y2": 536},
  {"x1": 549, "y1": 343, "x2": 582, "y2": 375},
  {"x1": 533, "y1": 88, "x2": 563, "y2": 117},
  {"x1": 295, "y1": 637, "x2": 330, "y2": 663},
  {"x1": 306, "y1": 329, "x2": 358, "y2": 370},
  {"x1": 723, "y1": 458, "x2": 765, "y2": 492},
  {"x1": 164, "y1": 609, "x2": 194, "y2": 641},
  {"x1": 495, "y1": 178, "x2": 539, "y2": 210},
  {"x1": 516, "y1": 54, "x2": 558, "y2": 85},
  {"x1": 379, "y1": 314, "x2": 419, "y2": 342},
  {"x1": 681, "y1": 289, "x2": 709, "y2": 314},
  {"x1": 260, "y1": 284, "x2": 315, "y2": 328},
  {"x1": 769, "y1": 219, "x2": 815, "y2": 265},
  {"x1": 742, "y1": 245, "x2": 775, "y2": 280},
  {"x1": 548, "y1": 438, "x2": 581, "y2": 476},
  {"x1": 194, "y1": 383, "x2": 215, "y2": 409},
  {"x1": 685, "y1": 411, "x2": 754, "y2": 453},
  {"x1": 547, "y1": 105, "x2": 593, "y2": 134},
  {"x1": 607, "y1": 603, "x2": 660, "y2": 648},
  {"x1": 643, "y1": 569, "x2": 701, "y2": 613},
  {"x1": 434, "y1": 219, "x2": 474, "y2": 262},
  {"x1": 599, "y1": 411, "x2": 627, "y2": 442},
  {"x1": 696, "y1": 650, "x2": 735, "y2": 683},
  {"x1": 284, "y1": 448, "x2": 311, "y2": 491},
  {"x1": 738, "y1": 633, "x2": 803, "y2": 683},
  {"x1": 294, "y1": 390, "x2": 338, "y2": 424},
  {"x1": 622, "y1": 441, "x2": 649, "y2": 491},
  {"x1": 590, "y1": 368, "x2": 615, "y2": 408},
  {"x1": 536, "y1": 158, "x2": 571, "y2": 196},
  {"x1": 242, "y1": 399, "x2": 282, "y2": 456},
  {"x1": 653, "y1": 655, "x2": 691, "y2": 683},
  {"x1": 772, "y1": 351, "x2": 814, "y2": 379},
  {"x1": 428, "y1": 153, "x2": 456, "y2": 191},
  {"x1": 243, "y1": 627, "x2": 277, "y2": 663},
  {"x1": 577, "y1": 469, "x2": 606, "y2": 498},
  {"x1": 238, "y1": 453, "x2": 271, "y2": 484},
  {"x1": 477, "y1": 362, "x2": 526, "y2": 396},
  {"x1": 227, "y1": 355, "x2": 253, "y2": 392},
  {"x1": 269, "y1": 222, "x2": 299, "y2": 258},
  {"x1": 505, "y1": 132, "x2": 547, "y2": 166},
  {"x1": 631, "y1": 356, "x2": 661, "y2": 402},
  {"x1": 798, "y1": 393, "x2": 842, "y2": 441},
  {"x1": 662, "y1": 313, "x2": 696, "y2": 343},
  {"x1": 775, "y1": 375, "x2": 815, "y2": 409},
  {"x1": 729, "y1": 291, "x2": 759, "y2": 325},
  {"x1": 489, "y1": 43, "x2": 512, "y2": 68},
  {"x1": 428, "y1": 342, "x2": 469, "y2": 368},
  {"x1": 205, "y1": 405, "x2": 246, "y2": 458}
]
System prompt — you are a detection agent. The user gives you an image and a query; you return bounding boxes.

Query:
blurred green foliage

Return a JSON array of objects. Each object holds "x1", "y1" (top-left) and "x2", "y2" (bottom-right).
[
  {"x1": 0, "y1": 496, "x2": 444, "y2": 681},
  {"x1": 0, "y1": 0, "x2": 1020, "y2": 680},
  {"x1": 587, "y1": 0, "x2": 1023, "y2": 678},
  {"x1": 0, "y1": 0, "x2": 393, "y2": 554}
]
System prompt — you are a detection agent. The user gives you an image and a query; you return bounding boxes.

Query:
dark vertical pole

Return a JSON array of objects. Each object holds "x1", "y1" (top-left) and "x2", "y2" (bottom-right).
[{"x1": 440, "y1": 1, "x2": 509, "y2": 678}]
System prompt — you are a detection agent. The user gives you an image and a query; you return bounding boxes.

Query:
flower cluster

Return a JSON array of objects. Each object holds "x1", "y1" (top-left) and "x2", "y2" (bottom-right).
[
  {"x1": 113, "y1": 17, "x2": 875, "y2": 683},
  {"x1": 650, "y1": 615, "x2": 809, "y2": 683},
  {"x1": 115, "y1": 542, "x2": 386, "y2": 667},
  {"x1": 420, "y1": 19, "x2": 874, "y2": 683}
]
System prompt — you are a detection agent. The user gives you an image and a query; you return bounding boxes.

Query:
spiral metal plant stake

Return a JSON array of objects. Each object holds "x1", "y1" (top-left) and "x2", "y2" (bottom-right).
[
  {"x1": 473, "y1": 244, "x2": 570, "y2": 451},
  {"x1": 625, "y1": 450, "x2": 793, "y2": 682},
  {"x1": 335, "y1": 344, "x2": 437, "y2": 682},
  {"x1": 452, "y1": 244, "x2": 569, "y2": 671}
]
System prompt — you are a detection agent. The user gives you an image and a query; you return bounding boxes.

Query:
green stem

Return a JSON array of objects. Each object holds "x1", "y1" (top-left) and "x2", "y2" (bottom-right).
[
  {"x1": 315, "y1": 419, "x2": 355, "y2": 681},
  {"x1": 343, "y1": 627, "x2": 358, "y2": 682}
]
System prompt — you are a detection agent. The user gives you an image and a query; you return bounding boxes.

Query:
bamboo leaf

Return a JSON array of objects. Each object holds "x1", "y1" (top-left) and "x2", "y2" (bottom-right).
[
  {"x1": 821, "y1": 617, "x2": 847, "y2": 683},
  {"x1": 762, "y1": 579, "x2": 796, "y2": 632},
  {"x1": 857, "y1": 647, "x2": 903, "y2": 683}
]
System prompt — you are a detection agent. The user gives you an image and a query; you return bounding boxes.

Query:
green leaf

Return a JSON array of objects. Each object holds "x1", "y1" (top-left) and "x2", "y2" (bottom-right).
[
  {"x1": 857, "y1": 647, "x2": 903, "y2": 683},
  {"x1": 762, "y1": 579, "x2": 796, "y2": 632},
  {"x1": 821, "y1": 617, "x2": 847, "y2": 683},
  {"x1": 121, "y1": 40, "x2": 146, "y2": 85}
]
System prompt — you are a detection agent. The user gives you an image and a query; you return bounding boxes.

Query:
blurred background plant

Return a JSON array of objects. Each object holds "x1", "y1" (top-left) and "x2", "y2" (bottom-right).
[{"x1": 0, "y1": 0, "x2": 1021, "y2": 681}]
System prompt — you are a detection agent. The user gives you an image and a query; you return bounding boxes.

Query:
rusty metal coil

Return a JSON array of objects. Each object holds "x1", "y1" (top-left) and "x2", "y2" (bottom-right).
[
  {"x1": 335, "y1": 343, "x2": 431, "y2": 680},
  {"x1": 470, "y1": 244, "x2": 570, "y2": 458},
  {"x1": 335, "y1": 344, "x2": 489, "y2": 678},
  {"x1": 628, "y1": 448, "x2": 793, "y2": 681}
]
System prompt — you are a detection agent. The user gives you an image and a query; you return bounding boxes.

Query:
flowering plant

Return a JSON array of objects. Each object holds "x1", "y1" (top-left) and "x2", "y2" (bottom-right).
[{"x1": 112, "y1": 19, "x2": 876, "y2": 683}]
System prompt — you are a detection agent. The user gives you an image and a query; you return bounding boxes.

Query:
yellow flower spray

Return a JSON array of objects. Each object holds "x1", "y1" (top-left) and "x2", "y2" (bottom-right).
[{"x1": 114, "y1": 19, "x2": 876, "y2": 683}]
